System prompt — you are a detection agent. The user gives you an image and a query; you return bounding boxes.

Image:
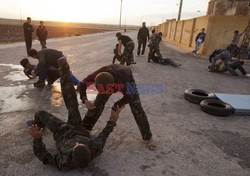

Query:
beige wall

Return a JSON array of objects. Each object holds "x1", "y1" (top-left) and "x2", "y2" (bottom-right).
[{"x1": 155, "y1": 15, "x2": 249, "y2": 55}]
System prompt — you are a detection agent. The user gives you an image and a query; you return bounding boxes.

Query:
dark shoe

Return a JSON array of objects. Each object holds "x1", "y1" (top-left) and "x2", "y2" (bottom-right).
[
  {"x1": 131, "y1": 61, "x2": 137, "y2": 64},
  {"x1": 34, "y1": 80, "x2": 45, "y2": 87},
  {"x1": 26, "y1": 120, "x2": 35, "y2": 126}
]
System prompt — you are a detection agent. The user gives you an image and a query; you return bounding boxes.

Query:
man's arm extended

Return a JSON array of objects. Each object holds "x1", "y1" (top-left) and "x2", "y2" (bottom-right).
[{"x1": 89, "y1": 106, "x2": 124, "y2": 159}]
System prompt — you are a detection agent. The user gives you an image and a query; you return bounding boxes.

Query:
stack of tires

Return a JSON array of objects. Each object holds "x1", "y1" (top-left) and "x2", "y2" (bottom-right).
[{"x1": 184, "y1": 88, "x2": 234, "y2": 116}]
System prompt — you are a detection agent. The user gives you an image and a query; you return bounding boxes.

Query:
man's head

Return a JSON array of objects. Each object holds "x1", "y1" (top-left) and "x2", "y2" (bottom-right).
[
  {"x1": 201, "y1": 28, "x2": 205, "y2": 33},
  {"x1": 20, "y1": 58, "x2": 31, "y2": 68},
  {"x1": 40, "y1": 21, "x2": 44, "y2": 26},
  {"x1": 234, "y1": 30, "x2": 239, "y2": 34},
  {"x1": 95, "y1": 72, "x2": 115, "y2": 92},
  {"x1": 27, "y1": 17, "x2": 31, "y2": 23},
  {"x1": 116, "y1": 32, "x2": 122, "y2": 39},
  {"x1": 142, "y1": 22, "x2": 146, "y2": 27},
  {"x1": 159, "y1": 32, "x2": 163, "y2": 36},
  {"x1": 28, "y1": 49, "x2": 38, "y2": 59},
  {"x1": 72, "y1": 143, "x2": 91, "y2": 168}
]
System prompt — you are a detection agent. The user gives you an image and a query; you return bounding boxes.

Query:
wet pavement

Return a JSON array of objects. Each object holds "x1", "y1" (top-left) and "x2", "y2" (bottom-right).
[{"x1": 0, "y1": 31, "x2": 250, "y2": 176}]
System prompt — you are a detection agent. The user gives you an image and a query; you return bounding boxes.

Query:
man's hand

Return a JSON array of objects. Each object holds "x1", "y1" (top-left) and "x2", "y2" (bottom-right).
[
  {"x1": 110, "y1": 105, "x2": 125, "y2": 122},
  {"x1": 118, "y1": 52, "x2": 122, "y2": 56},
  {"x1": 29, "y1": 124, "x2": 43, "y2": 139},
  {"x1": 31, "y1": 70, "x2": 36, "y2": 78},
  {"x1": 84, "y1": 99, "x2": 96, "y2": 110}
]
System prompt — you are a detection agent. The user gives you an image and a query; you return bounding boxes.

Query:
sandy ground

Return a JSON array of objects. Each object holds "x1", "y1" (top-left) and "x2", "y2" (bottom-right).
[{"x1": 0, "y1": 31, "x2": 250, "y2": 176}]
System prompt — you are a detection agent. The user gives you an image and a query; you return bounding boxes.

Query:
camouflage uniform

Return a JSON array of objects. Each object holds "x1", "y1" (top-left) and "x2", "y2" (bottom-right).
[
  {"x1": 148, "y1": 33, "x2": 163, "y2": 62},
  {"x1": 137, "y1": 27, "x2": 149, "y2": 56},
  {"x1": 79, "y1": 64, "x2": 152, "y2": 141},
  {"x1": 120, "y1": 41, "x2": 135, "y2": 66},
  {"x1": 33, "y1": 63, "x2": 116, "y2": 170}
]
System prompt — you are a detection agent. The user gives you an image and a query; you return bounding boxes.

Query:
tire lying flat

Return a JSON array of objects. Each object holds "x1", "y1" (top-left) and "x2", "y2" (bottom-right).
[
  {"x1": 184, "y1": 89, "x2": 216, "y2": 104},
  {"x1": 200, "y1": 99, "x2": 234, "y2": 117}
]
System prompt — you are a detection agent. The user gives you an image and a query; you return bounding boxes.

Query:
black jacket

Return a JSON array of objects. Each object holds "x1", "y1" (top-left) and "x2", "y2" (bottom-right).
[
  {"x1": 137, "y1": 27, "x2": 149, "y2": 41},
  {"x1": 23, "y1": 22, "x2": 34, "y2": 38},
  {"x1": 195, "y1": 32, "x2": 206, "y2": 43}
]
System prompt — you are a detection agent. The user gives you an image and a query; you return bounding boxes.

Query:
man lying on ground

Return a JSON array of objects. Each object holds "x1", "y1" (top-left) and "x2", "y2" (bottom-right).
[
  {"x1": 20, "y1": 58, "x2": 59, "y2": 84},
  {"x1": 208, "y1": 49, "x2": 250, "y2": 77},
  {"x1": 28, "y1": 58, "x2": 124, "y2": 170},
  {"x1": 78, "y1": 64, "x2": 156, "y2": 150},
  {"x1": 29, "y1": 48, "x2": 80, "y2": 87},
  {"x1": 148, "y1": 54, "x2": 181, "y2": 67}
]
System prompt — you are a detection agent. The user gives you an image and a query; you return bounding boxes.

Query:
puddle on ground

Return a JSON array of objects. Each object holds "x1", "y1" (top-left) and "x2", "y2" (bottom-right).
[
  {"x1": 0, "y1": 85, "x2": 35, "y2": 113},
  {"x1": 50, "y1": 83, "x2": 63, "y2": 107},
  {"x1": 0, "y1": 64, "x2": 27, "y2": 81}
]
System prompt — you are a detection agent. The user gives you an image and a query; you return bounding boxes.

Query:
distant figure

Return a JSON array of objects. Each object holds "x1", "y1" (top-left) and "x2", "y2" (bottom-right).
[
  {"x1": 227, "y1": 30, "x2": 245, "y2": 57},
  {"x1": 192, "y1": 28, "x2": 206, "y2": 55},
  {"x1": 152, "y1": 28, "x2": 155, "y2": 34},
  {"x1": 116, "y1": 32, "x2": 136, "y2": 66},
  {"x1": 208, "y1": 49, "x2": 249, "y2": 77},
  {"x1": 137, "y1": 22, "x2": 149, "y2": 56},
  {"x1": 148, "y1": 32, "x2": 163, "y2": 63},
  {"x1": 23, "y1": 17, "x2": 34, "y2": 54},
  {"x1": 36, "y1": 21, "x2": 48, "y2": 49}
]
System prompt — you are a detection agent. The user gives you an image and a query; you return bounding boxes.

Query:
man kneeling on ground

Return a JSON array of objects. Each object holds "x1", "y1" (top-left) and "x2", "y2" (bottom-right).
[
  {"x1": 28, "y1": 57, "x2": 124, "y2": 170},
  {"x1": 20, "y1": 58, "x2": 59, "y2": 84},
  {"x1": 208, "y1": 49, "x2": 250, "y2": 77}
]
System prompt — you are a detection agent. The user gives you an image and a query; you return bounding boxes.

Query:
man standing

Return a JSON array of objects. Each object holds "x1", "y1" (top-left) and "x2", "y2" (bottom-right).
[
  {"x1": 36, "y1": 21, "x2": 48, "y2": 49},
  {"x1": 116, "y1": 32, "x2": 136, "y2": 66},
  {"x1": 192, "y1": 28, "x2": 206, "y2": 55},
  {"x1": 28, "y1": 58, "x2": 124, "y2": 170},
  {"x1": 227, "y1": 30, "x2": 245, "y2": 57},
  {"x1": 137, "y1": 22, "x2": 149, "y2": 56},
  {"x1": 23, "y1": 17, "x2": 34, "y2": 54},
  {"x1": 29, "y1": 48, "x2": 79, "y2": 87},
  {"x1": 78, "y1": 64, "x2": 155, "y2": 150},
  {"x1": 148, "y1": 32, "x2": 163, "y2": 63}
]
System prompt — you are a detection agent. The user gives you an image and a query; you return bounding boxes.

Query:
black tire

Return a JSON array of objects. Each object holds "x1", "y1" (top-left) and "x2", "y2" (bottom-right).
[
  {"x1": 200, "y1": 99, "x2": 234, "y2": 117},
  {"x1": 184, "y1": 89, "x2": 216, "y2": 104}
]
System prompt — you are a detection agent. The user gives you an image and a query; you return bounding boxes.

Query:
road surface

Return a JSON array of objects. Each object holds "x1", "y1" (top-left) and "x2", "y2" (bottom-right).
[{"x1": 0, "y1": 31, "x2": 250, "y2": 176}]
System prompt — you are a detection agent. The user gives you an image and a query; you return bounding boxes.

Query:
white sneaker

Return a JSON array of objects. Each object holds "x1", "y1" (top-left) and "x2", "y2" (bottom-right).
[{"x1": 245, "y1": 74, "x2": 250, "y2": 77}]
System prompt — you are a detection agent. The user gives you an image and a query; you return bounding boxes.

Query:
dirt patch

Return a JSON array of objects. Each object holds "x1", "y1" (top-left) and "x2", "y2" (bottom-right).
[{"x1": 0, "y1": 24, "x2": 112, "y2": 43}]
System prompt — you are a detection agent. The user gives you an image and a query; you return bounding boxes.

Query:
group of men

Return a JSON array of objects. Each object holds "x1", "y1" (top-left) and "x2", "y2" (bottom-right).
[
  {"x1": 21, "y1": 21, "x2": 159, "y2": 170},
  {"x1": 113, "y1": 22, "x2": 181, "y2": 67},
  {"x1": 23, "y1": 17, "x2": 48, "y2": 54},
  {"x1": 21, "y1": 19, "x2": 249, "y2": 171}
]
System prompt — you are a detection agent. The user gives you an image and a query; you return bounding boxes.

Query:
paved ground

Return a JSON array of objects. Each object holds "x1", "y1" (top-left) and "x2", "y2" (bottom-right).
[{"x1": 0, "y1": 31, "x2": 250, "y2": 176}]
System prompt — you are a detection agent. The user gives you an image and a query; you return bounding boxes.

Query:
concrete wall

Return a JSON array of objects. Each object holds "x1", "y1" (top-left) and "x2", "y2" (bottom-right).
[
  {"x1": 207, "y1": 0, "x2": 250, "y2": 16},
  {"x1": 155, "y1": 15, "x2": 249, "y2": 55}
]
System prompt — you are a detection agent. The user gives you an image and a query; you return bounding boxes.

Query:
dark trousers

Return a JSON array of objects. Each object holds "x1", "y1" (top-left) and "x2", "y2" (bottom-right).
[
  {"x1": 227, "y1": 44, "x2": 239, "y2": 57},
  {"x1": 38, "y1": 65, "x2": 80, "y2": 85},
  {"x1": 40, "y1": 40, "x2": 47, "y2": 49},
  {"x1": 230, "y1": 61, "x2": 247, "y2": 75},
  {"x1": 82, "y1": 89, "x2": 152, "y2": 141},
  {"x1": 120, "y1": 41, "x2": 135, "y2": 66},
  {"x1": 25, "y1": 37, "x2": 32, "y2": 54},
  {"x1": 148, "y1": 45, "x2": 163, "y2": 62},
  {"x1": 34, "y1": 65, "x2": 83, "y2": 140},
  {"x1": 137, "y1": 39, "x2": 147, "y2": 55}
]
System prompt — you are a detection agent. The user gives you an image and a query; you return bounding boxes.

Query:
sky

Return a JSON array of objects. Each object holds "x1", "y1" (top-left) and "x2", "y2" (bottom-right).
[{"x1": 0, "y1": 0, "x2": 210, "y2": 26}]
